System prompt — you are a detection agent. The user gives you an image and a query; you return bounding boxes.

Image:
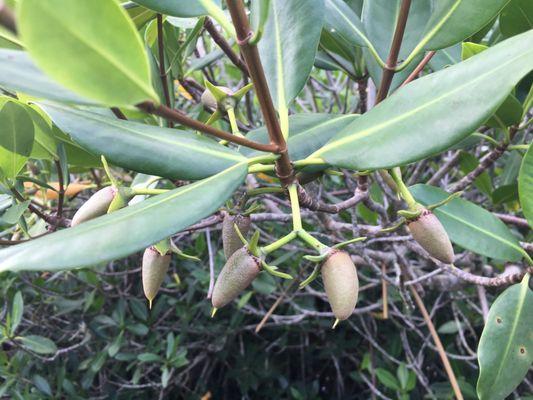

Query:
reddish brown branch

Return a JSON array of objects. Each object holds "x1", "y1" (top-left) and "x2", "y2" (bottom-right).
[
  {"x1": 0, "y1": 1, "x2": 16, "y2": 33},
  {"x1": 400, "y1": 51, "x2": 436, "y2": 88},
  {"x1": 296, "y1": 182, "x2": 368, "y2": 214}
]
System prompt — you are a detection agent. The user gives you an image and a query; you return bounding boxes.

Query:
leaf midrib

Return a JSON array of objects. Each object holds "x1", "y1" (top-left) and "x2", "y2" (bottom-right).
[
  {"x1": 314, "y1": 48, "x2": 530, "y2": 157},
  {"x1": 47, "y1": 106, "x2": 244, "y2": 162},
  {"x1": 35, "y1": 2, "x2": 155, "y2": 101}
]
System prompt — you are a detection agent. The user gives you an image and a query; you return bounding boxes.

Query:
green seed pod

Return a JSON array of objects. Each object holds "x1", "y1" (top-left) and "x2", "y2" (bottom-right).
[
  {"x1": 407, "y1": 208, "x2": 454, "y2": 264},
  {"x1": 321, "y1": 250, "x2": 359, "y2": 322},
  {"x1": 222, "y1": 214, "x2": 251, "y2": 259},
  {"x1": 212, "y1": 247, "x2": 261, "y2": 309},
  {"x1": 142, "y1": 247, "x2": 171, "y2": 309},
  {"x1": 200, "y1": 86, "x2": 233, "y2": 110},
  {"x1": 71, "y1": 186, "x2": 116, "y2": 226}
]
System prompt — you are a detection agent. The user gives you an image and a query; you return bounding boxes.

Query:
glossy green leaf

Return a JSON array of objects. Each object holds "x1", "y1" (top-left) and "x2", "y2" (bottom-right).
[
  {"x1": 361, "y1": 0, "x2": 430, "y2": 89},
  {"x1": 428, "y1": 44, "x2": 461, "y2": 71},
  {"x1": 38, "y1": 102, "x2": 246, "y2": 180},
  {"x1": 311, "y1": 31, "x2": 533, "y2": 170},
  {"x1": 375, "y1": 368, "x2": 400, "y2": 391},
  {"x1": 492, "y1": 184, "x2": 519, "y2": 205},
  {"x1": 477, "y1": 275, "x2": 533, "y2": 400},
  {"x1": 133, "y1": 0, "x2": 219, "y2": 18},
  {"x1": 18, "y1": 0, "x2": 158, "y2": 106},
  {"x1": 242, "y1": 113, "x2": 358, "y2": 160},
  {"x1": 10, "y1": 291, "x2": 23, "y2": 336},
  {"x1": 499, "y1": 0, "x2": 533, "y2": 38},
  {"x1": 18, "y1": 335, "x2": 57, "y2": 354},
  {"x1": 0, "y1": 200, "x2": 30, "y2": 225},
  {"x1": 0, "y1": 163, "x2": 247, "y2": 272},
  {"x1": 410, "y1": 184, "x2": 526, "y2": 262},
  {"x1": 0, "y1": 101, "x2": 34, "y2": 180},
  {"x1": 0, "y1": 49, "x2": 93, "y2": 105},
  {"x1": 323, "y1": 0, "x2": 372, "y2": 50},
  {"x1": 258, "y1": 0, "x2": 325, "y2": 132},
  {"x1": 518, "y1": 144, "x2": 533, "y2": 227},
  {"x1": 124, "y1": 2, "x2": 157, "y2": 28}
]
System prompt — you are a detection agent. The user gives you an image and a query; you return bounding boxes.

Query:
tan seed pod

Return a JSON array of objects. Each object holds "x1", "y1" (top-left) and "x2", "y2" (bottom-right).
[
  {"x1": 222, "y1": 214, "x2": 251, "y2": 259},
  {"x1": 212, "y1": 247, "x2": 261, "y2": 309},
  {"x1": 70, "y1": 186, "x2": 116, "y2": 227},
  {"x1": 321, "y1": 250, "x2": 359, "y2": 322},
  {"x1": 142, "y1": 247, "x2": 171, "y2": 309},
  {"x1": 200, "y1": 86, "x2": 233, "y2": 110},
  {"x1": 407, "y1": 208, "x2": 454, "y2": 264}
]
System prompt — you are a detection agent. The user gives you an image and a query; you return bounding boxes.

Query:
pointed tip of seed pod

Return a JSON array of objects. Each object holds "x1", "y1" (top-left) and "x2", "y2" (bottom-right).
[
  {"x1": 148, "y1": 298, "x2": 153, "y2": 310},
  {"x1": 211, "y1": 307, "x2": 218, "y2": 318},
  {"x1": 332, "y1": 319, "x2": 340, "y2": 329}
]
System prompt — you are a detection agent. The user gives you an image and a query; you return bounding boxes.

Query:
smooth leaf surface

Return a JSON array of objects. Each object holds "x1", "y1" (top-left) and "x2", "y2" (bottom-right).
[
  {"x1": 242, "y1": 113, "x2": 358, "y2": 160},
  {"x1": 0, "y1": 101, "x2": 34, "y2": 180},
  {"x1": 132, "y1": 0, "x2": 219, "y2": 18},
  {"x1": 258, "y1": 0, "x2": 325, "y2": 123},
  {"x1": 18, "y1": 335, "x2": 57, "y2": 354},
  {"x1": 0, "y1": 163, "x2": 247, "y2": 272},
  {"x1": 362, "y1": 0, "x2": 429, "y2": 89},
  {"x1": 323, "y1": 0, "x2": 371, "y2": 49},
  {"x1": 312, "y1": 31, "x2": 533, "y2": 170},
  {"x1": 518, "y1": 144, "x2": 533, "y2": 227},
  {"x1": 410, "y1": 184, "x2": 526, "y2": 262},
  {"x1": 10, "y1": 291, "x2": 23, "y2": 336},
  {"x1": 0, "y1": 50, "x2": 93, "y2": 105},
  {"x1": 39, "y1": 102, "x2": 246, "y2": 180},
  {"x1": 477, "y1": 275, "x2": 533, "y2": 400},
  {"x1": 18, "y1": 0, "x2": 158, "y2": 106},
  {"x1": 499, "y1": 0, "x2": 533, "y2": 38}
]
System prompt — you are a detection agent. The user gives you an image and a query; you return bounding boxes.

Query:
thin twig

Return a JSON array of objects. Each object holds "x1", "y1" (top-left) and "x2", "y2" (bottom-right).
[{"x1": 399, "y1": 51, "x2": 436, "y2": 88}]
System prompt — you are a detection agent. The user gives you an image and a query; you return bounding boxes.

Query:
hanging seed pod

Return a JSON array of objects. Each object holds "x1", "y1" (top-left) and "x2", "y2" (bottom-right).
[
  {"x1": 212, "y1": 247, "x2": 261, "y2": 309},
  {"x1": 71, "y1": 186, "x2": 116, "y2": 226},
  {"x1": 407, "y1": 207, "x2": 454, "y2": 264},
  {"x1": 200, "y1": 86, "x2": 233, "y2": 110},
  {"x1": 142, "y1": 247, "x2": 171, "y2": 309},
  {"x1": 321, "y1": 250, "x2": 359, "y2": 323},
  {"x1": 222, "y1": 213, "x2": 251, "y2": 259}
]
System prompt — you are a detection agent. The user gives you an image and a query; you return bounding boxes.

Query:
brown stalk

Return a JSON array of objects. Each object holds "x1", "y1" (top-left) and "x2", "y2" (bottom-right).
[
  {"x1": 399, "y1": 51, "x2": 436, "y2": 88},
  {"x1": 226, "y1": 0, "x2": 294, "y2": 186}
]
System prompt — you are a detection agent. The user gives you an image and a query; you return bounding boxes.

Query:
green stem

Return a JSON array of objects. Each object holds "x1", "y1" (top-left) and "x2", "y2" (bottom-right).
[
  {"x1": 261, "y1": 231, "x2": 297, "y2": 255},
  {"x1": 247, "y1": 187, "x2": 284, "y2": 196},
  {"x1": 132, "y1": 188, "x2": 169, "y2": 196},
  {"x1": 247, "y1": 154, "x2": 278, "y2": 165},
  {"x1": 390, "y1": 167, "x2": 416, "y2": 209},
  {"x1": 294, "y1": 158, "x2": 326, "y2": 168},
  {"x1": 249, "y1": 164, "x2": 276, "y2": 174},
  {"x1": 298, "y1": 230, "x2": 328, "y2": 254},
  {"x1": 100, "y1": 156, "x2": 118, "y2": 188},
  {"x1": 227, "y1": 107, "x2": 244, "y2": 138},
  {"x1": 288, "y1": 183, "x2": 302, "y2": 231}
]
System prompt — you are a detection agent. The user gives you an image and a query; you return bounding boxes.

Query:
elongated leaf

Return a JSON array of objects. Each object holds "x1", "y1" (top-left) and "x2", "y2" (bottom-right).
[
  {"x1": 0, "y1": 101, "x2": 34, "y2": 180},
  {"x1": 38, "y1": 102, "x2": 246, "y2": 180},
  {"x1": 10, "y1": 291, "x2": 23, "y2": 336},
  {"x1": 0, "y1": 200, "x2": 30, "y2": 225},
  {"x1": 477, "y1": 275, "x2": 533, "y2": 400},
  {"x1": 133, "y1": 0, "x2": 219, "y2": 18},
  {"x1": 242, "y1": 113, "x2": 358, "y2": 160},
  {"x1": 410, "y1": 184, "x2": 526, "y2": 262},
  {"x1": 258, "y1": 0, "x2": 325, "y2": 128},
  {"x1": 428, "y1": 43, "x2": 461, "y2": 71},
  {"x1": 518, "y1": 144, "x2": 533, "y2": 227},
  {"x1": 361, "y1": 0, "x2": 429, "y2": 89},
  {"x1": 311, "y1": 31, "x2": 533, "y2": 170},
  {"x1": 0, "y1": 50, "x2": 93, "y2": 105},
  {"x1": 499, "y1": 0, "x2": 533, "y2": 38},
  {"x1": 18, "y1": 0, "x2": 158, "y2": 106},
  {"x1": 18, "y1": 335, "x2": 57, "y2": 355},
  {"x1": 417, "y1": 0, "x2": 509, "y2": 51},
  {"x1": 323, "y1": 0, "x2": 371, "y2": 49},
  {"x1": 0, "y1": 163, "x2": 247, "y2": 272}
]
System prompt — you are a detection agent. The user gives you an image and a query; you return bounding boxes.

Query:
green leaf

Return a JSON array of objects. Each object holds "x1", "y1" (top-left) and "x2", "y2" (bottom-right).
[
  {"x1": 18, "y1": 335, "x2": 57, "y2": 354},
  {"x1": 458, "y1": 152, "x2": 492, "y2": 196},
  {"x1": 461, "y1": 42, "x2": 488, "y2": 60},
  {"x1": 18, "y1": 0, "x2": 158, "y2": 106},
  {"x1": 428, "y1": 44, "x2": 461, "y2": 71},
  {"x1": 375, "y1": 368, "x2": 400, "y2": 391},
  {"x1": 0, "y1": 163, "x2": 247, "y2": 272},
  {"x1": 32, "y1": 375, "x2": 52, "y2": 396},
  {"x1": 10, "y1": 291, "x2": 23, "y2": 336},
  {"x1": 396, "y1": 363, "x2": 409, "y2": 390},
  {"x1": 311, "y1": 31, "x2": 533, "y2": 170},
  {"x1": 492, "y1": 183, "x2": 518, "y2": 205},
  {"x1": 361, "y1": 0, "x2": 430, "y2": 89},
  {"x1": 258, "y1": 0, "x2": 325, "y2": 133},
  {"x1": 0, "y1": 50, "x2": 94, "y2": 105},
  {"x1": 242, "y1": 113, "x2": 358, "y2": 160},
  {"x1": 323, "y1": 0, "x2": 372, "y2": 50},
  {"x1": 437, "y1": 320, "x2": 464, "y2": 334},
  {"x1": 38, "y1": 102, "x2": 246, "y2": 180},
  {"x1": 477, "y1": 275, "x2": 533, "y2": 400},
  {"x1": 0, "y1": 101, "x2": 34, "y2": 180},
  {"x1": 0, "y1": 200, "x2": 30, "y2": 225},
  {"x1": 518, "y1": 144, "x2": 533, "y2": 227},
  {"x1": 410, "y1": 184, "x2": 526, "y2": 262},
  {"x1": 499, "y1": 0, "x2": 533, "y2": 38},
  {"x1": 137, "y1": 352, "x2": 162, "y2": 362},
  {"x1": 133, "y1": 0, "x2": 219, "y2": 18}
]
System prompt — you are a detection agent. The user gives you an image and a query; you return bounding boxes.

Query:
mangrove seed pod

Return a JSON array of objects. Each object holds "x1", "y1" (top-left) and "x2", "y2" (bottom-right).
[
  {"x1": 222, "y1": 214, "x2": 251, "y2": 259},
  {"x1": 200, "y1": 86, "x2": 233, "y2": 110},
  {"x1": 321, "y1": 250, "x2": 359, "y2": 322},
  {"x1": 212, "y1": 247, "x2": 261, "y2": 309},
  {"x1": 142, "y1": 247, "x2": 171, "y2": 308},
  {"x1": 71, "y1": 186, "x2": 116, "y2": 226},
  {"x1": 407, "y1": 208, "x2": 454, "y2": 264}
]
